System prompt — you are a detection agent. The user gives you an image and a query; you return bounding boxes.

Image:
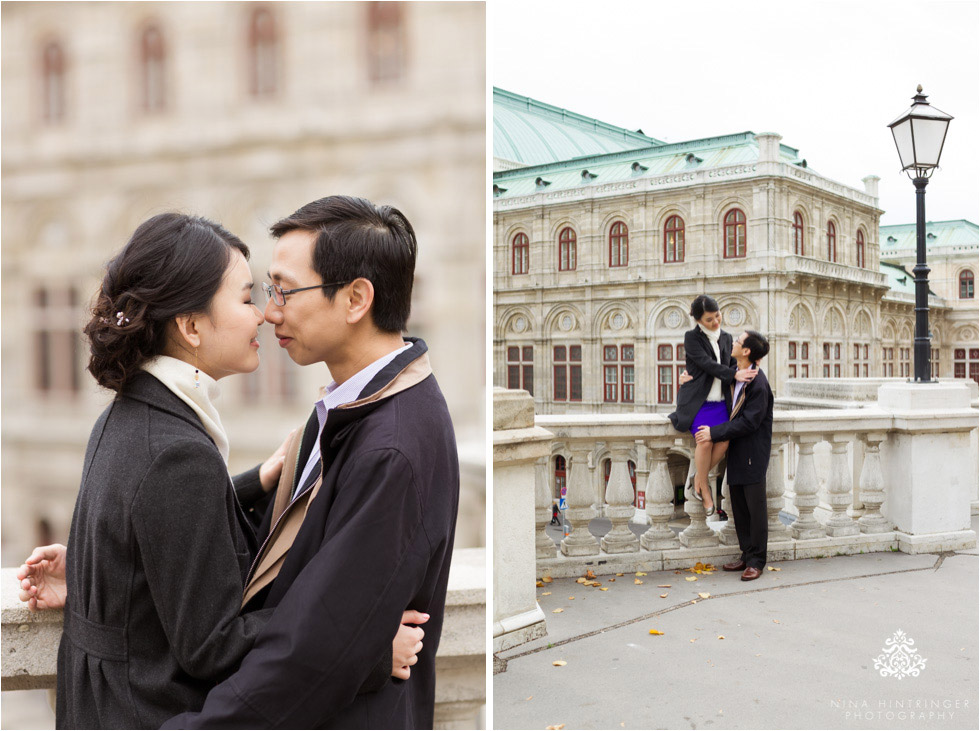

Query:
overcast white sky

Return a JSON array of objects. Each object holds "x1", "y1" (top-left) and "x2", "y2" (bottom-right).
[{"x1": 492, "y1": 0, "x2": 979, "y2": 227}]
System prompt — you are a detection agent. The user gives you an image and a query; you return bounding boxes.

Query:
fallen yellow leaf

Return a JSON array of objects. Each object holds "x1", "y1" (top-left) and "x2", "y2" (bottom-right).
[
  {"x1": 657, "y1": 584, "x2": 671, "y2": 588},
  {"x1": 690, "y1": 638, "x2": 697, "y2": 643},
  {"x1": 541, "y1": 591, "x2": 552, "y2": 596},
  {"x1": 698, "y1": 592, "x2": 711, "y2": 599},
  {"x1": 616, "y1": 573, "x2": 624, "y2": 577},
  {"x1": 546, "y1": 724, "x2": 565, "y2": 730},
  {"x1": 568, "y1": 596, "x2": 575, "y2": 600},
  {"x1": 772, "y1": 619, "x2": 780, "y2": 624},
  {"x1": 766, "y1": 566, "x2": 781, "y2": 571},
  {"x1": 694, "y1": 562, "x2": 705, "y2": 570},
  {"x1": 634, "y1": 578, "x2": 644, "y2": 585},
  {"x1": 551, "y1": 661, "x2": 566, "y2": 667},
  {"x1": 536, "y1": 581, "x2": 544, "y2": 587},
  {"x1": 552, "y1": 608, "x2": 563, "y2": 613},
  {"x1": 600, "y1": 587, "x2": 609, "y2": 591},
  {"x1": 542, "y1": 576, "x2": 554, "y2": 583},
  {"x1": 585, "y1": 570, "x2": 596, "y2": 579},
  {"x1": 685, "y1": 576, "x2": 698, "y2": 582},
  {"x1": 649, "y1": 629, "x2": 664, "y2": 635},
  {"x1": 525, "y1": 696, "x2": 533, "y2": 701},
  {"x1": 660, "y1": 593, "x2": 669, "y2": 598},
  {"x1": 608, "y1": 578, "x2": 616, "y2": 582},
  {"x1": 635, "y1": 571, "x2": 647, "y2": 576},
  {"x1": 691, "y1": 600, "x2": 697, "y2": 604},
  {"x1": 575, "y1": 577, "x2": 587, "y2": 584},
  {"x1": 718, "y1": 635, "x2": 725, "y2": 640}
]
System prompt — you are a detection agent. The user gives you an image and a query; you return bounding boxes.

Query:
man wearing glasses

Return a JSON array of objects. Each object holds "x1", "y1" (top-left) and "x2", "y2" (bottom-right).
[
  {"x1": 695, "y1": 330, "x2": 774, "y2": 582},
  {"x1": 167, "y1": 195, "x2": 459, "y2": 729}
]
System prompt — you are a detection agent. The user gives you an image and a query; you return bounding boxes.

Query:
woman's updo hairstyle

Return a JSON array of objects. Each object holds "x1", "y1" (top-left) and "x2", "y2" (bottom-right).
[
  {"x1": 84, "y1": 213, "x2": 250, "y2": 392},
  {"x1": 690, "y1": 294, "x2": 719, "y2": 321}
]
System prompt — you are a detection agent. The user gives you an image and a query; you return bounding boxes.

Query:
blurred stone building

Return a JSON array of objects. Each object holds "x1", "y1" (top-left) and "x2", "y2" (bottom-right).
[{"x1": 1, "y1": 1, "x2": 487, "y2": 561}]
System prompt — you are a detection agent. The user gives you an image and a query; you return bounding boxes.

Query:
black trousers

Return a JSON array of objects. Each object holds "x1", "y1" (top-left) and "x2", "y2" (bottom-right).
[{"x1": 729, "y1": 481, "x2": 768, "y2": 569}]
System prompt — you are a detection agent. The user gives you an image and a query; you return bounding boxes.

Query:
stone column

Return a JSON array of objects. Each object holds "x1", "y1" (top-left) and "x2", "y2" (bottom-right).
[
  {"x1": 858, "y1": 432, "x2": 890, "y2": 534},
  {"x1": 561, "y1": 443, "x2": 600, "y2": 556},
  {"x1": 791, "y1": 435, "x2": 826, "y2": 540},
  {"x1": 640, "y1": 444, "x2": 680, "y2": 550},
  {"x1": 766, "y1": 437, "x2": 791, "y2": 542},
  {"x1": 825, "y1": 435, "x2": 859, "y2": 536},
  {"x1": 680, "y1": 457, "x2": 720, "y2": 548},
  {"x1": 601, "y1": 444, "x2": 640, "y2": 553},
  {"x1": 533, "y1": 457, "x2": 557, "y2": 559},
  {"x1": 492, "y1": 388, "x2": 550, "y2": 652}
]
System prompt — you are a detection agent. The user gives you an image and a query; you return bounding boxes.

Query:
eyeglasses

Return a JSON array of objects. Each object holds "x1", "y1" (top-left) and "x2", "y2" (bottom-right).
[{"x1": 261, "y1": 281, "x2": 349, "y2": 307}]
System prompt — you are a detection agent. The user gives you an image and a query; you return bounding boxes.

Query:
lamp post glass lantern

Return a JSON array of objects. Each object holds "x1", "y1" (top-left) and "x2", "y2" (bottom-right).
[{"x1": 887, "y1": 86, "x2": 953, "y2": 383}]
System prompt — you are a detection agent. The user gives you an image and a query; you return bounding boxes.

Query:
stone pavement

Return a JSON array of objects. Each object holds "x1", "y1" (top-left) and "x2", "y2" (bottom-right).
[{"x1": 494, "y1": 517, "x2": 978, "y2": 730}]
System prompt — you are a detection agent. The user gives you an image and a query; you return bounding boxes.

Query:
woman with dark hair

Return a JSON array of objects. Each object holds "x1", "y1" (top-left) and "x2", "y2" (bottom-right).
[
  {"x1": 16, "y1": 213, "x2": 423, "y2": 728},
  {"x1": 669, "y1": 295, "x2": 756, "y2": 515}
]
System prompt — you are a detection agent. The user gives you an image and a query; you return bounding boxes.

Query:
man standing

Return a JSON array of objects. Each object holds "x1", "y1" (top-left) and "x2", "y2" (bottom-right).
[
  {"x1": 167, "y1": 196, "x2": 459, "y2": 728},
  {"x1": 695, "y1": 330, "x2": 773, "y2": 582}
]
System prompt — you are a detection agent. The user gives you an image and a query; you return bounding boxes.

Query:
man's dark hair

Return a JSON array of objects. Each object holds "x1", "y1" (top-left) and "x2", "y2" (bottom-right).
[
  {"x1": 742, "y1": 330, "x2": 770, "y2": 362},
  {"x1": 690, "y1": 294, "x2": 719, "y2": 320},
  {"x1": 270, "y1": 195, "x2": 417, "y2": 333}
]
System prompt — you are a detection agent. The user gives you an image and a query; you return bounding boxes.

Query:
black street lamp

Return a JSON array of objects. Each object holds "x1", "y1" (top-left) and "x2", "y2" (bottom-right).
[{"x1": 887, "y1": 85, "x2": 953, "y2": 383}]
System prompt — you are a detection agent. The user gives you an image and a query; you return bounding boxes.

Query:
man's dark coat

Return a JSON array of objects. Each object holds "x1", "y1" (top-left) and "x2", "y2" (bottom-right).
[
  {"x1": 669, "y1": 327, "x2": 737, "y2": 433},
  {"x1": 166, "y1": 337, "x2": 460, "y2": 730},
  {"x1": 709, "y1": 367, "x2": 774, "y2": 484},
  {"x1": 57, "y1": 372, "x2": 272, "y2": 729}
]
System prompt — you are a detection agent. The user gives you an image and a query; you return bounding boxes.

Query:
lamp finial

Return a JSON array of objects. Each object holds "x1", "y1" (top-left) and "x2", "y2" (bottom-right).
[{"x1": 917, "y1": 84, "x2": 923, "y2": 93}]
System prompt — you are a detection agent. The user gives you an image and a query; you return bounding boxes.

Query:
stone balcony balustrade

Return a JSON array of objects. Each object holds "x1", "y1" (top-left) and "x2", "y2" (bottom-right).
[
  {"x1": 1, "y1": 547, "x2": 486, "y2": 730},
  {"x1": 493, "y1": 383, "x2": 977, "y2": 584}
]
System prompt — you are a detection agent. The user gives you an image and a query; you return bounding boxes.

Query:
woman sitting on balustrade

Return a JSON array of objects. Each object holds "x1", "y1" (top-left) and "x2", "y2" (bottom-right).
[
  {"x1": 15, "y1": 213, "x2": 423, "y2": 729},
  {"x1": 669, "y1": 295, "x2": 756, "y2": 515}
]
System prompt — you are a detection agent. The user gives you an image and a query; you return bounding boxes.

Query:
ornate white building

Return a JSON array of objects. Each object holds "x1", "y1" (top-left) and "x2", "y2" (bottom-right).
[{"x1": 1, "y1": 2, "x2": 486, "y2": 559}]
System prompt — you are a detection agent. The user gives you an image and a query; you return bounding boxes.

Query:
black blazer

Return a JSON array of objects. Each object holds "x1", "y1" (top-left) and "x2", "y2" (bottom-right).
[
  {"x1": 668, "y1": 327, "x2": 737, "y2": 433},
  {"x1": 164, "y1": 338, "x2": 460, "y2": 730},
  {"x1": 56, "y1": 372, "x2": 272, "y2": 730},
  {"x1": 709, "y1": 367, "x2": 774, "y2": 484}
]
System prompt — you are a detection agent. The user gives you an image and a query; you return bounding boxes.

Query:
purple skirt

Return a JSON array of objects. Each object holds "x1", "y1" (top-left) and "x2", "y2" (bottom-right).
[{"x1": 690, "y1": 400, "x2": 728, "y2": 437}]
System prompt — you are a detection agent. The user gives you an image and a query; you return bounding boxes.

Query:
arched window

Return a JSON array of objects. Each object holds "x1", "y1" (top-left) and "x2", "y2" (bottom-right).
[
  {"x1": 856, "y1": 229, "x2": 866, "y2": 268},
  {"x1": 248, "y1": 8, "x2": 278, "y2": 97},
  {"x1": 41, "y1": 40, "x2": 66, "y2": 123},
  {"x1": 140, "y1": 25, "x2": 166, "y2": 112},
  {"x1": 558, "y1": 227, "x2": 576, "y2": 271},
  {"x1": 664, "y1": 215, "x2": 685, "y2": 263},
  {"x1": 723, "y1": 208, "x2": 746, "y2": 258},
  {"x1": 960, "y1": 270, "x2": 975, "y2": 299},
  {"x1": 609, "y1": 221, "x2": 628, "y2": 267},
  {"x1": 512, "y1": 233, "x2": 529, "y2": 275},
  {"x1": 827, "y1": 221, "x2": 837, "y2": 262},
  {"x1": 554, "y1": 455, "x2": 566, "y2": 501},
  {"x1": 366, "y1": 2, "x2": 405, "y2": 84},
  {"x1": 793, "y1": 211, "x2": 804, "y2": 255}
]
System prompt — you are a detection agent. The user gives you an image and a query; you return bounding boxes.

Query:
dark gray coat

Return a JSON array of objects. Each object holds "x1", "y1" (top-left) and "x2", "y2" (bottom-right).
[
  {"x1": 669, "y1": 327, "x2": 737, "y2": 433},
  {"x1": 56, "y1": 372, "x2": 272, "y2": 729}
]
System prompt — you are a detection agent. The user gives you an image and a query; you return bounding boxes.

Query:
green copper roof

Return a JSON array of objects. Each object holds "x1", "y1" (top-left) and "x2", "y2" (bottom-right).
[
  {"x1": 494, "y1": 88, "x2": 663, "y2": 167},
  {"x1": 880, "y1": 219, "x2": 978, "y2": 252},
  {"x1": 492, "y1": 130, "x2": 803, "y2": 198},
  {"x1": 879, "y1": 260, "x2": 939, "y2": 297}
]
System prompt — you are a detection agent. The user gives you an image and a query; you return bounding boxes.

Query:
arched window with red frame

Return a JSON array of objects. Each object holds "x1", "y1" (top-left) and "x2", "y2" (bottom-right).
[
  {"x1": 140, "y1": 25, "x2": 166, "y2": 113},
  {"x1": 609, "y1": 221, "x2": 628, "y2": 267},
  {"x1": 512, "y1": 232, "x2": 529, "y2": 275},
  {"x1": 960, "y1": 270, "x2": 975, "y2": 299},
  {"x1": 827, "y1": 221, "x2": 837, "y2": 262},
  {"x1": 554, "y1": 455, "x2": 566, "y2": 501},
  {"x1": 248, "y1": 7, "x2": 278, "y2": 97},
  {"x1": 793, "y1": 211, "x2": 804, "y2": 255},
  {"x1": 723, "y1": 208, "x2": 746, "y2": 258},
  {"x1": 41, "y1": 40, "x2": 66, "y2": 123},
  {"x1": 856, "y1": 229, "x2": 866, "y2": 268},
  {"x1": 558, "y1": 227, "x2": 576, "y2": 271},
  {"x1": 664, "y1": 215, "x2": 685, "y2": 263}
]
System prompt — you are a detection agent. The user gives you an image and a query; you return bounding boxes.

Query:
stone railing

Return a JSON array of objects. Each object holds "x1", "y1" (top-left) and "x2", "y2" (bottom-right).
[
  {"x1": 786, "y1": 254, "x2": 889, "y2": 288},
  {"x1": 1, "y1": 547, "x2": 486, "y2": 730},
  {"x1": 499, "y1": 382, "x2": 977, "y2": 578}
]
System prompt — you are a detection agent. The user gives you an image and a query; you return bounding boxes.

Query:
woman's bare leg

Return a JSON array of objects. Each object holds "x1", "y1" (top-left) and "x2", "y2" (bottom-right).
[
  {"x1": 710, "y1": 440, "x2": 729, "y2": 470},
  {"x1": 693, "y1": 440, "x2": 714, "y2": 511}
]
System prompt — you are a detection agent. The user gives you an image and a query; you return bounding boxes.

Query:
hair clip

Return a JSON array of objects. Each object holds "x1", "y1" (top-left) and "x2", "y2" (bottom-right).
[{"x1": 116, "y1": 311, "x2": 130, "y2": 326}]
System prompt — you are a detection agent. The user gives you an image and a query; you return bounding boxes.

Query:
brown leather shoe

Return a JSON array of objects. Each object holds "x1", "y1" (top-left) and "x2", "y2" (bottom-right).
[
  {"x1": 723, "y1": 559, "x2": 746, "y2": 572},
  {"x1": 741, "y1": 566, "x2": 762, "y2": 581}
]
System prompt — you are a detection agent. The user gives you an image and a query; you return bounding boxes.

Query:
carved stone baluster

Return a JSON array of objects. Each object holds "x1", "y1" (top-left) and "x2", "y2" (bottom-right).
[
  {"x1": 640, "y1": 444, "x2": 680, "y2": 550},
  {"x1": 766, "y1": 437, "x2": 791, "y2": 542},
  {"x1": 534, "y1": 457, "x2": 557, "y2": 559},
  {"x1": 560, "y1": 445, "x2": 599, "y2": 556},
  {"x1": 718, "y1": 468, "x2": 739, "y2": 545},
  {"x1": 680, "y1": 454, "x2": 720, "y2": 548},
  {"x1": 791, "y1": 435, "x2": 826, "y2": 540},
  {"x1": 601, "y1": 444, "x2": 640, "y2": 553},
  {"x1": 632, "y1": 440, "x2": 650, "y2": 526},
  {"x1": 858, "y1": 432, "x2": 891, "y2": 534},
  {"x1": 825, "y1": 435, "x2": 859, "y2": 536}
]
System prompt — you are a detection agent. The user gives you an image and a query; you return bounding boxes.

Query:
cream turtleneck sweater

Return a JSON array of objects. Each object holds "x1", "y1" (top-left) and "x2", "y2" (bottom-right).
[{"x1": 697, "y1": 323, "x2": 724, "y2": 402}]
